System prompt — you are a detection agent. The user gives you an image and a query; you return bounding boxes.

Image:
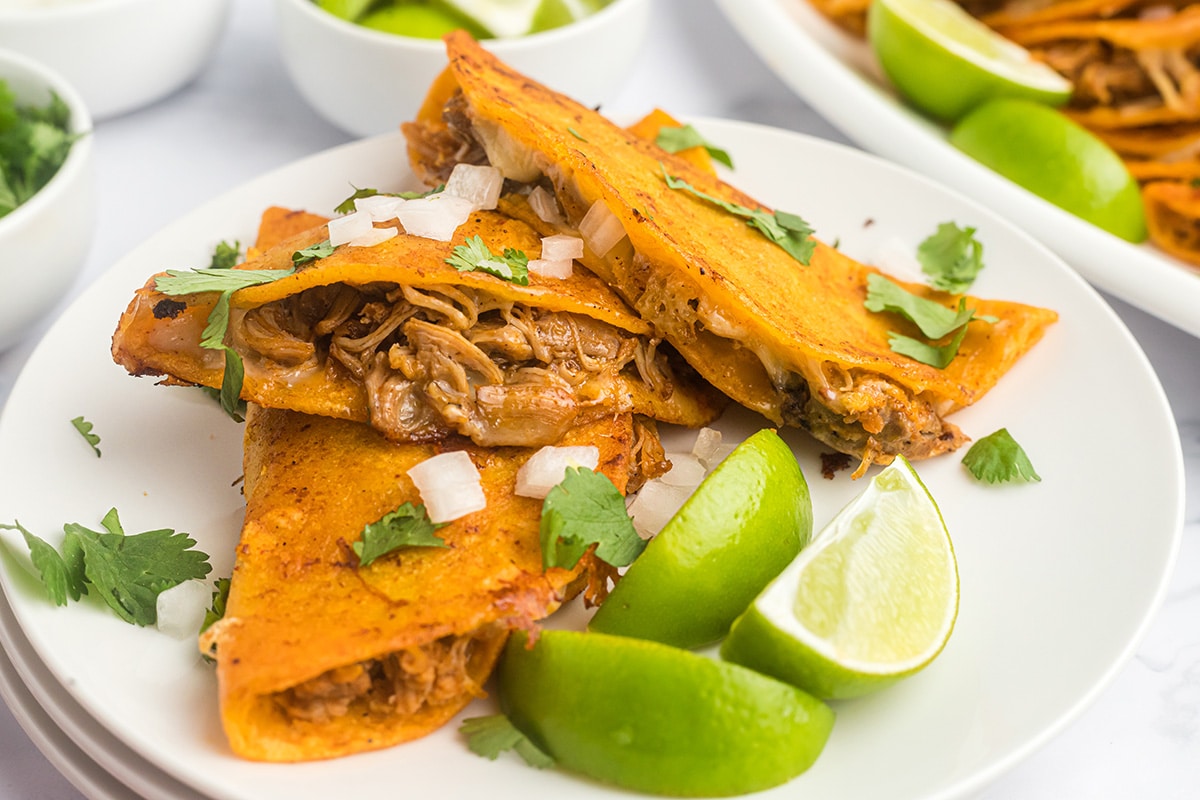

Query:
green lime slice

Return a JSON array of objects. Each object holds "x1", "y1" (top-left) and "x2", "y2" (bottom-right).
[
  {"x1": 315, "y1": 0, "x2": 376, "y2": 22},
  {"x1": 588, "y1": 428, "x2": 812, "y2": 649},
  {"x1": 359, "y1": 5, "x2": 491, "y2": 39},
  {"x1": 950, "y1": 98, "x2": 1148, "y2": 243},
  {"x1": 721, "y1": 456, "x2": 959, "y2": 699},
  {"x1": 868, "y1": 0, "x2": 1072, "y2": 121},
  {"x1": 499, "y1": 629, "x2": 835, "y2": 796}
]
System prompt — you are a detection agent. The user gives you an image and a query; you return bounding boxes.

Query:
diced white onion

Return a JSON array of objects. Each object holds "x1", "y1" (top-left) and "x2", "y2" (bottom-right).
[
  {"x1": 397, "y1": 194, "x2": 475, "y2": 241},
  {"x1": 354, "y1": 194, "x2": 407, "y2": 221},
  {"x1": 578, "y1": 200, "x2": 626, "y2": 257},
  {"x1": 658, "y1": 453, "x2": 707, "y2": 488},
  {"x1": 704, "y1": 443, "x2": 738, "y2": 470},
  {"x1": 348, "y1": 226, "x2": 398, "y2": 248},
  {"x1": 327, "y1": 211, "x2": 374, "y2": 246},
  {"x1": 871, "y1": 237, "x2": 926, "y2": 284},
  {"x1": 527, "y1": 258, "x2": 573, "y2": 279},
  {"x1": 515, "y1": 445, "x2": 601, "y2": 499},
  {"x1": 627, "y1": 479, "x2": 694, "y2": 537},
  {"x1": 528, "y1": 185, "x2": 564, "y2": 225},
  {"x1": 445, "y1": 163, "x2": 504, "y2": 211},
  {"x1": 155, "y1": 580, "x2": 212, "y2": 639},
  {"x1": 540, "y1": 234, "x2": 584, "y2": 261},
  {"x1": 690, "y1": 427, "x2": 723, "y2": 466},
  {"x1": 407, "y1": 450, "x2": 487, "y2": 523}
]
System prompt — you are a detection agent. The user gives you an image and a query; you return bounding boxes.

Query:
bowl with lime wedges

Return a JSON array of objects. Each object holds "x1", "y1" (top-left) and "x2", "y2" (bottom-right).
[{"x1": 274, "y1": 0, "x2": 651, "y2": 138}]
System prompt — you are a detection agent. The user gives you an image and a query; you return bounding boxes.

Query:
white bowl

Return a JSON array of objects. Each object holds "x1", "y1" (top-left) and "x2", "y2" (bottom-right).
[
  {"x1": 0, "y1": 0, "x2": 231, "y2": 120},
  {"x1": 0, "y1": 48, "x2": 95, "y2": 352},
  {"x1": 274, "y1": 0, "x2": 652, "y2": 138}
]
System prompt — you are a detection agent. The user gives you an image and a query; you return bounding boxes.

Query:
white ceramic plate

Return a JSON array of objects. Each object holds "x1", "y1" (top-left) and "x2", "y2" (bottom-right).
[
  {"x1": 714, "y1": 0, "x2": 1200, "y2": 340},
  {"x1": 0, "y1": 122, "x2": 1184, "y2": 800}
]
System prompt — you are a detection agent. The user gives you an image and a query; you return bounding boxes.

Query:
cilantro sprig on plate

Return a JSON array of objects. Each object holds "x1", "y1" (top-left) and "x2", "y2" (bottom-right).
[
  {"x1": 461, "y1": 715, "x2": 555, "y2": 768},
  {"x1": 917, "y1": 222, "x2": 984, "y2": 293},
  {"x1": 660, "y1": 165, "x2": 814, "y2": 264},
  {"x1": 2, "y1": 508, "x2": 212, "y2": 626},
  {"x1": 962, "y1": 428, "x2": 1041, "y2": 484},
  {"x1": 70, "y1": 415, "x2": 100, "y2": 457}
]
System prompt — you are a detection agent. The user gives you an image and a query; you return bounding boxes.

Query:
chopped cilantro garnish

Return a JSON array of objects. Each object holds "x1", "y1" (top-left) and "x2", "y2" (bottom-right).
[
  {"x1": 353, "y1": 502, "x2": 447, "y2": 567},
  {"x1": 200, "y1": 576, "x2": 230, "y2": 634},
  {"x1": 661, "y1": 165, "x2": 814, "y2": 264},
  {"x1": 446, "y1": 235, "x2": 530, "y2": 285},
  {"x1": 333, "y1": 184, "x2": 444, "y2": 215},
  {"x1": 655, "y1": 124, "x2": 734, "y2": 169},
  {"x1": 539, "y1": 467, "x2": 644, "y2": 570},
  {"x1": 155, "y1": 266, "x2": 296, "y2": 421},
  {"x1": 70, "y1": 416, "x2": 100, "y2": 457},
  {"x1": 962, "y1": 428, "x2": 1041, "y2": 484},
  {"x1": 917, "y1": 222, "x2": 984, "y2": 293},
  {"x1": 292, "y1": 238, "x2": 336, "y2": 267},
  {"x1": 0, "y1": 79, "x2": 82, "y2": 220},
  {"x1": 2, "y1": 509, "x2": 212, "y2": 626},
  {"x1": 460, "y1": 715, "x2": 554, "y2": 768},
  {"x1": 209, "y1": 240, "x2": 241, "y2": 270},
  {"x1": 864, "y1": 273, "x2": 997, "y2": 368},
  {"x1": 568, "y1": 126, "x2": 587, "y2": 142}
]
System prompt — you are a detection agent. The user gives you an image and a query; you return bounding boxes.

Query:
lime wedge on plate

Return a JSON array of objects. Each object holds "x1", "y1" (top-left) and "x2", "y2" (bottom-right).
[
  {"x1": 951, "y1": 98, "x2": 1148, "y2": 242},
  {"x1": 721, "y1": 456, "x2": 958, "y2": 699},
  {"x1": 588, "y1": 429, "x2": 812, "y2": 649},
  {"x1": 499, "y1": 629, "x2": 835, "y2": 796},
  {"x1": 867, "y1": 0, "x2": 1072, "y2": 121}
]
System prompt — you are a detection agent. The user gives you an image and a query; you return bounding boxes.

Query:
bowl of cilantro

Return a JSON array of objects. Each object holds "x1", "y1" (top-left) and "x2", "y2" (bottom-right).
[
  {"x1": 0, "y1": 48, "x2": 94, "y2": 352},
  {"x1": 0, "y1": 0, "x2": 231, "y2": 120},
  {"x1": 274, "y1": 0, "x2": 651, "y2": 138}
]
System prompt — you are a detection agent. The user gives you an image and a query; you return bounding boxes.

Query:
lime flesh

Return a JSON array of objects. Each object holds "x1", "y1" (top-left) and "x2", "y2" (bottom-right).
[
  {"x1": 721, "y1": 456, "x2": 958, "y2": 699},
  {"x1": 499, "y1": 629, "x2": 835, "y2": 797},
  {"x1": 950, "y1": 98, "x2": 1148, "y2": 242},
  {"x1": 868, "y1": 0, "x2": 1072, "y2": 121},
  {"x1": 588, "y1": 428, "x2": 812, "y2": 649}
]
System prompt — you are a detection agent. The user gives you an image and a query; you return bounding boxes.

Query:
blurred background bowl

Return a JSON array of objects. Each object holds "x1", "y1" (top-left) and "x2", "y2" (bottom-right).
[
  {"x1": 0, "y1": 48, "x2": 95, "y2": 352},
  {"x1": 0, "y1": 0, "x2": 232, "y2": 120},
  {"x1": 274, "y1": 0, "x2": 651, "y2": 138}
]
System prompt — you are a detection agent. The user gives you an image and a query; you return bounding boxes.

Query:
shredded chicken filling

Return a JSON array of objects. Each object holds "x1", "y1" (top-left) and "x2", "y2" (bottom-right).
[
  {"x1": 275, "y1": 628, "x2": 495, "y2": 724},
  {"x1": 229, "y1": 281, "x2": 670, "y2": 447}
]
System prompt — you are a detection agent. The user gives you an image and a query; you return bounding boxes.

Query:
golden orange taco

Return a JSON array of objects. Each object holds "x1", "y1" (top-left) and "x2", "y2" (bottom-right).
[{"x1": 403, "y1": 32, "x2": 1057, "y2": 473}]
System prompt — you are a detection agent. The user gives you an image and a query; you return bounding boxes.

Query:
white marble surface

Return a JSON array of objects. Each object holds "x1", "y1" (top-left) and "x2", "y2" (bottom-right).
[{"x1": 0, "y1": 0, "x2": 1196, "y2": 797}]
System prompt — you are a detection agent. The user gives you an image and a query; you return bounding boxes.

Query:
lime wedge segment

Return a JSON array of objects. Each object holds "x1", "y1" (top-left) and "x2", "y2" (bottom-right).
[
  {"x1": 868, "y1": 0, "x2": 1072, "y2": 121},
  {"x1": 721, "y1": 456, "x2": 958, "y2": 699},
  {"x1": 499, "y1": 629, "x2": 835, "y2": 796},
  {"x1": 588, "y1": 429, "x2": 812, "y2": 649},
  {"x1": 950, "y1": 98, "x2": 1148, "y2": 242}
]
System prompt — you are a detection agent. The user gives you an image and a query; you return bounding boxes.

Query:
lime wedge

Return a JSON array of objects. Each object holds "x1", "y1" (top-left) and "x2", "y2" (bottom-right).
[
  {"x1": 588, "y1": 429, "x2": 812, "y2": 649},
  {"x1": 499, "y1": 629, "x2": 835, "y2": 796},
  {"x1": 359, "y1": 5, "x2": 486, "y2": 39},
  {"x1": 950, "y1": 98, "x2": 1148, "y2": 243},
  {"x1": 721, "y1": 456, "x2": 958, "y2": 699},
  {"x1": 315, "y1": 0, "x2": 376, "y2": 22},
  {"x1": 868, "y1": 0, "x2": 1072, "y2": 121}
]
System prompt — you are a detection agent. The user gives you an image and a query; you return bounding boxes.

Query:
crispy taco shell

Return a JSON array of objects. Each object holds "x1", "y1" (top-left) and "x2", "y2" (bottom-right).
[
  {"x1": 112, "y1": 206, "x2": 723, "y2": 447},
  {"x1": 405, "y1": 32, "x2": 1057, "y2": 472},
  {"x1": 202, "y1": 406, "x2": 645, "y2": 761}
]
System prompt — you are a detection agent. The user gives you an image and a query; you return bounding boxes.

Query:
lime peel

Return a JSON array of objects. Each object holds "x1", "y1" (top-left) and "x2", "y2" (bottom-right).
[{"x1": 721, "y1": 456, "x2": 959, "y2": 699}]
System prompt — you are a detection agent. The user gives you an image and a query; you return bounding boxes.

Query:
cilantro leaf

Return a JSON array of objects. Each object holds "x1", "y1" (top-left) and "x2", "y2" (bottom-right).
[
  {"x1": 661, "y1": 165, "x2": 813, "y2": 264},
  {"x1": 655, "y1": 124, "x2": 734, "y2": 169},
  {"x1": 70, "y1": 415, "x2": 100, "y2": 457},
  {"x1": 335, "y1": 184, "x2": 444, "y2": 214},
  {"x1": 446, "y1": 235, "x2": 530, "y2": 285},
  {"x1": 353, "y1": 502, "x2": 447, "y2": 567},
  {"x1": 0, "y1": 521, "x2": 85, "y2": 605},
  {"x1": 540, "y1": 467, "x2": 644, "y2": 570},
  {"x1": 154, "y1": 267, "x2": 295, "y2": 422},
  {"x1": 200, "y1": 576, "x2": 230, "y2": 634},
  {"x1": 293, "y1": 238, "x2": 336, "y2": 267},
  {"x1": 917, "y1": 222, "x2": 984, "y2": 293},
  {"x1": 4, "y1": 510, "x2": 211, "y2": 625},
  {"x1": 209, "y1": 240, "x2": 241, "y2": 270},
  {"x1": 864, "y1": 274, "x2": 998, "y2": 368},
  {"x1": 962, "y1": 428, "x2": 1041, "y2": 484},
  {"x1": 62, "y1": 509, "x2": 212, "y2": 626},
  {"x1": 460, "y1": 715, "x2": 555, "y2": 769}
]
